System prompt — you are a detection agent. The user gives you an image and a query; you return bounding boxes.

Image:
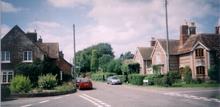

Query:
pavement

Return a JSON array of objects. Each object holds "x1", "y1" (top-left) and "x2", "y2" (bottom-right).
[{"x1": 1, "y1": 81, "x2": 220, "y2": 107}]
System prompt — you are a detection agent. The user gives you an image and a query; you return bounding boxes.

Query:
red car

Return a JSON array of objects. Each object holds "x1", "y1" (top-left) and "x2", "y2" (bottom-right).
[{"x1": 78, "y1": 78, "x2": 93, "y2": 90}]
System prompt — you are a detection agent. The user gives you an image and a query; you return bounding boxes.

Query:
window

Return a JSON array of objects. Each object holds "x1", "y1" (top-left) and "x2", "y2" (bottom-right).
[
  {"x1": 195, "y1": 48, "x2": 204, "y2": 57},
  {"x1": 196, "y1": 66, "x2": 205, "y2": 75},
  {"x1": 23, "y1": 51, "x2": 32, "y2": 62},
  {"x1": 1, "y1": 71, "x2": 14, "y2": 83},
  {"x1": 1, "y1": 51, "x2": 10, "y2": 63}
]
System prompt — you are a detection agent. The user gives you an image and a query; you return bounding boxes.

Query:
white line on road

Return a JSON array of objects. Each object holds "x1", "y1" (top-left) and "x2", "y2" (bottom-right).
[
  {"x1": 39, "y1": 100, "x2": 50, "y2": 104},
  {"x1": 20, "y1": 104, "x2": 32, "y2": 107},
  {"x1": 82, "y1": 94, "x2": 111, "y2": 107},
  {"x1": 163, "y1": 92, "x2": 220, "y2": 103},
  {"x1": 79, "y1": 95, "x2": 103, "y2": 107}
]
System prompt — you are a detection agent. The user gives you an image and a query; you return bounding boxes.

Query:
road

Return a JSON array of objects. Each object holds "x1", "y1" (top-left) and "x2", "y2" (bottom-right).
[{"x1": 1, "y1": 82, "x2": 220, "y2": 107}]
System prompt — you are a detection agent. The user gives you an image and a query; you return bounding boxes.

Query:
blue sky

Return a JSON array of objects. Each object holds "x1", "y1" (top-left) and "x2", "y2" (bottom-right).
[{"x1": 1, "y1": 0, "x2": 220, "y2": 62}]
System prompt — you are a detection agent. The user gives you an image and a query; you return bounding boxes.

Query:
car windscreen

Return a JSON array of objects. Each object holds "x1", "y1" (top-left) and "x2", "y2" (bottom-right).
[
  {"x1": 111, "y1": 77, "x2": 119, "y2": 79},
  {"x1": 80, "y1": 78, "x2": 91, "y2": 82}
]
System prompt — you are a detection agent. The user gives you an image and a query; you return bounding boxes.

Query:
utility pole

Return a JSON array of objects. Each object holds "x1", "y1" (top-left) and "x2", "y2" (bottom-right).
[
  {"x1": 165, "y1": 0, "x2": 170, "y2": 72},
  {"x1": 73, "y1": 24, "x2": 77, "y2": 79}
]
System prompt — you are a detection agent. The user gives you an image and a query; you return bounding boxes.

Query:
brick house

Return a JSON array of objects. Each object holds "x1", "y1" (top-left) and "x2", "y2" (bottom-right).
[
  {"x1": 1, "y1": 25, "x2": 72, "y2": 84},
  {"x1": 135, "y1": 23, "x2": 220, "y2": 80},
  {"x1": 134, "y1": 38, "x2": 154, "y2": 74}
]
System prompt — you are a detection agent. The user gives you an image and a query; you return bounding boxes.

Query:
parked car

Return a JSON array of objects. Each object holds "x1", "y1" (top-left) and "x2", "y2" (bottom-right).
[
  {"x1": 78, "y1": 78, "x2": 93, "y2": 90},
  {"x1": 76, "y1": 77, "x2": 83, "y2": 87},
  {"x1": 107, "y1": 76, "x2": 122, "y2": 85}
]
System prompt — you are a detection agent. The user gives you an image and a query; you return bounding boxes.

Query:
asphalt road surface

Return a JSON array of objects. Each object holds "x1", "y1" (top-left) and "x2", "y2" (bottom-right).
[{"x1": 2, "y1": 82, "x2": 220, "y2": 107}]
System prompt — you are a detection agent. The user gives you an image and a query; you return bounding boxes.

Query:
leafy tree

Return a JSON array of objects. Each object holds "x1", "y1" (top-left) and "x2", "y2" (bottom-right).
[
  {"x1": 99, "y1": 54, "x2": 113, "y2": 72},
  {"x1": 208, "y1": 51, "x2": 220, "y2": 82},
  {"x1": 107, "y1": 59, "x2": 122, "y2": 75},
  {"x1": 75, "y1": 43, "x2": 114, "y2": 73},
  {"x1": 91, "y1": 50, "x2": 99, "y2": 72},
  {"x1": 121, "y1": 63, "x2": 140, "y2": 75},
  {"x1": 120, "y1": 51, "x2": 134, "y2": 60}
]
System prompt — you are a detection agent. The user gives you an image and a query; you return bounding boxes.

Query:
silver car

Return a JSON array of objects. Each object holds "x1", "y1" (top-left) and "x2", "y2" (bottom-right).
[{"x1": 107, "y1": 76, "x2": 122, "y2": 85}]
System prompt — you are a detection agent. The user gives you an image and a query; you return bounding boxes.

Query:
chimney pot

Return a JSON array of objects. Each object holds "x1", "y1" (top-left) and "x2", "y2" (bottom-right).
[
  {"x1": 216, "y1": 26, "x2": 220, "y2": 34},
  {"x1": 150, "y1": 37, "x2": 156, "y2": 47}
]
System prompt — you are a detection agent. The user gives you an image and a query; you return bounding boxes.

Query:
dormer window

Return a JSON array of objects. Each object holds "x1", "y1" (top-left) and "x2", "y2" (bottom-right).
[
  {"x1": 23, "y1": 51, "x2": 33, "y2": 62},
  {"x1": 195, "y1": 48, "x2": 204, "y2": 57},
  {"x1": 1, "y1": 51, "x2": 10, "y2": 63}
]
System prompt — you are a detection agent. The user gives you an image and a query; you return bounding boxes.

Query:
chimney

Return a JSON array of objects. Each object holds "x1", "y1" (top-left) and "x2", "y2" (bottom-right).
[
  {"x1": 179, "y1": 24, "x2": 189, "y2": 46},
  {"x1": 189, "y1": 22, "x2": 196, "y2": 35},
  {"x1": 38, "y1": 36, "x2": 43, "y2": 43},
  {"x1": 150, "y1": 37, "x2": 156, "y2": 47},
  {"x1": 26, "y1": 32, "x2": 37, "y2": 42},
  {"x1": 59, "y1": 51, "x2": 64, "y2": 58},
  {"x1": 216, "y1": 26, "x2": 220, "y2": 34}
]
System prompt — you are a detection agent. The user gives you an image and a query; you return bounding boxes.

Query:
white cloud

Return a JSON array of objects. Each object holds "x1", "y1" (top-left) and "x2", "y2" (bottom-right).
[
  {"x1": 1, "y1": 1, "x2": 21, "y2": 12},
  {"x1": 0, "y1": 24, "x2": 10, "y2": 38},
  {"x1": 26, "y1": 0, "x2": 218, "y2": 60},
  {"x1": 79, "y1": 0, "x2": 217, "y2": 56},
  {"x1": 47, "y1": 0, "x2": 90, "y2": 8}
]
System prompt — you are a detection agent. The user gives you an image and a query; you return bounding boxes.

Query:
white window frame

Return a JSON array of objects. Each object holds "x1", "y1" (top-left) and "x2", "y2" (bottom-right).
[
  {"x1": 1, "y1": 51, "x2": 11, "y2": 63},
  {"x1": 23, "y1": 51, "x2": 33, "y2": 62},
  {"x1": 1, "y1": 71, "x2": 14, "y2": 84}
]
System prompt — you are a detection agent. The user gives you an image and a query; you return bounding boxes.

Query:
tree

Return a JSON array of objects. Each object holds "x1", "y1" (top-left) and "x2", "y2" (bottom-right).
[
  {"x1": 208, "y1": 51, "x2": 220, "y2": 82},
  {"x1": 107, "y1": 59, "x2": 122, "y2": 75},
  {"x1": 121, "y1": 63, "x2": 140, "y2": 75},
  {"x1": 99, "y1": 54, "x2": 113, "y2": 72},
  {"x1": 91, "y1": 50, "x2": 99, "y2": 72},
  {"x1": 75, "y1": 43, "x2": 115, "y2": 73},
  {"x1": 120, "y1": 51, "x2": 134, "y2": 60}
]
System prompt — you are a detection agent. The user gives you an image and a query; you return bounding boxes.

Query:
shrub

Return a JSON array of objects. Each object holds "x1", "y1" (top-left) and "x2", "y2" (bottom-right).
[
  {"x1": 55, "y1": 82, "x2": 75, "y2": 92},
  {"x1": 183, "y1": 67, "x2": 193, "y2": 84},
  {"x1": 165, "y1": 71, "x2": 181, "y2": 86},
  {"x1": 91, "y1": 72, "x2": 116, "y2": 81},
  {"x1": 208, "y1": 65, "x2": 220, "y2": 82},
  {"x1": 38, "y1": 74, "x2": 57, "y2": 89},
  {"x1": 117, "y1": 75, "x2": 127, "y2": 83},
  {"x1": 144, "y1": 74, "x2": 163, "y2": 85},
  {"x1": 1, "y1": 85, "x2": 11, "y2": 100},
  {"x1": 128, "y1": 74, "x2": 145, "y2": 85},
  {"x1": 10, "y1": 75, "x2": 32, "y2": 93}
]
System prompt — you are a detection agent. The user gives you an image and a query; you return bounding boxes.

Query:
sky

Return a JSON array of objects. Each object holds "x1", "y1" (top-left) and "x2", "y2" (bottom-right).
[{"x1": 1, "y1": 0, "x2": 220, "y2": 62}]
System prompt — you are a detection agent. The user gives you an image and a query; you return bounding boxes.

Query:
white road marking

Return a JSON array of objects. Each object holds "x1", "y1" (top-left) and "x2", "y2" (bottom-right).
[
  {"x1": 82, "y1": 94, "x2": 111, "y2": 107},
  {"x1": 79, "y1": 95, "x2": 103, "y2": 107},
  {"x1": 20, "y1": 104, "x2": 32, "y2": 107},
  {"x1": 39, "y1": 100, "x2": 50, "y2": 104},
  {"x1": 163, "y1": 92, "x2": 220, "y2": 103}
]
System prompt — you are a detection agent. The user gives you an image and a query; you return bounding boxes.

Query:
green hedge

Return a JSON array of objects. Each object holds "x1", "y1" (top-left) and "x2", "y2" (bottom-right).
[
  {"x1": 117, "y1": 75, "x2": 127, "y2": 83},
  {"x1": 144, "y1": 71, "x2": 181, "y2": 86},
  {"x1": 10, "y1": 75, "x2": 32, "y2": 93},
  {"x1": 144, "y1": 74, "x2": 163, "y2": 85},
  {"x1": 91, "y1": 72, "x2": 116, "y2": 81},
  {"x1": 128, "y1": 74, "x2": 145, "y2": 85}
]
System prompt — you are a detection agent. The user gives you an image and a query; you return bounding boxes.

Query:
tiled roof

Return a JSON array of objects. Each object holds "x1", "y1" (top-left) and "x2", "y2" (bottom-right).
[
  {"x1": 178, "y1": 34, "x2": 220, "y2": 54},
  {"x1": 36, "y1": 43, "x2": 59, "y2": 59},
  {"x1": 137, "y1": 47, "x2": 153, "y2": 60},
  {"x1": 157, "y1": 39, "x2": 179, "y2": 55}
]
